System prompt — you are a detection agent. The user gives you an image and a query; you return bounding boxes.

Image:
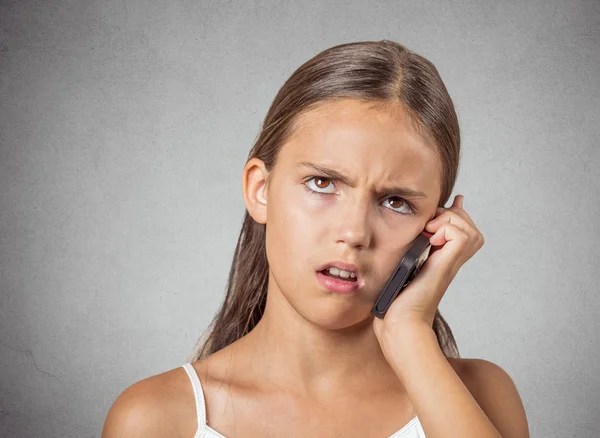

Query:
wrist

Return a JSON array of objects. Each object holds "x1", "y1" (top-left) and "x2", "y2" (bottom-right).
[
  {"x1": 383, "y1": 322, "x2": 440, "y2": 377},
  {"x1": 381, "y1": 318, "x2": 435, "y2": 345}
]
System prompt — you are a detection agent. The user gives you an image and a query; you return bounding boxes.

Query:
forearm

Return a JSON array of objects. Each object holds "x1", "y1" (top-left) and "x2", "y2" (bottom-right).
[{"x1": 387, "y1": 323, "x2": 502, "y2": 438}]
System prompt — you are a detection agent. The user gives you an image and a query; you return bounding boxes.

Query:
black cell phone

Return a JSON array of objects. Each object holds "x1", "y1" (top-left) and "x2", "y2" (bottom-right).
[{"x1": 371, "y1": 231, "x2": 433, "y2": 319}]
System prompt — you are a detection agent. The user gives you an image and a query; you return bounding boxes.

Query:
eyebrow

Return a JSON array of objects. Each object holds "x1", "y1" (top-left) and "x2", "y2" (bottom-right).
[{"x1": 296, "y1": 161, "x2": 428, "y2": 199}]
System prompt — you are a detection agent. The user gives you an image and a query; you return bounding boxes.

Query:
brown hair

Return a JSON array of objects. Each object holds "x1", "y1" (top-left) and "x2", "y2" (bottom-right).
[{"x1": 191, "y1": 40, "x2": 461, "y2": 361}]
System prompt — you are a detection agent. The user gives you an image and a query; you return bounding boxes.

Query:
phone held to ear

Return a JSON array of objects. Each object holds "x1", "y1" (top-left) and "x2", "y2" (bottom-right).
[{"x1": 371, "y1": 231, "x2": 433, "y2": 319}]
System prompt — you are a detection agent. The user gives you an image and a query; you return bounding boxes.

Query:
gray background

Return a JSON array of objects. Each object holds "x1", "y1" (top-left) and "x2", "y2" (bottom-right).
[{"x1": 1, "y1": 0, "x2": 599, "y2": 437}]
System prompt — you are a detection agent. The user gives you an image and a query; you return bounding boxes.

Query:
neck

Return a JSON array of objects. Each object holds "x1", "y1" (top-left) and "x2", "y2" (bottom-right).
[{"x1": 236, "y1": 277, "x2": 402, "y2": 396}]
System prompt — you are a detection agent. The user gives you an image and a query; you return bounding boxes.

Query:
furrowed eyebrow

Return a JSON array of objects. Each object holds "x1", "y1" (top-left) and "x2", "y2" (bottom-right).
[{"x1": 296, "y1": 161, "x2": 428, "y2": 199}]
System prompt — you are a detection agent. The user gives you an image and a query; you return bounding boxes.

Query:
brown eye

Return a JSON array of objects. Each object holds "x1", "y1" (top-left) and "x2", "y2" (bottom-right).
[
  {"x1": 388, "y1": 197, "x2": 405, "y2": 209},
  {"x1": 383, "y1": 196, "x2": 414, "y2": 216},
  {"x1": 314, "y1": 177, "x2": 331, "y2": 189},
  {"x1": 305, "y1": 176, "x2": 336, "y2": 194}
]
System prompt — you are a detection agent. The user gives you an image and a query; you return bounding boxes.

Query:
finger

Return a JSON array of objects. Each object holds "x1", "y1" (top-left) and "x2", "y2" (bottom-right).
[
  {"x1": 442, "y1": 194, "x2": 463, "y2": 210},
  {"x1": 426, "y1": 208, "x2": 476, "y2": 238},
  {"x1": 427, "y1": 213, "x2": 484, "y2": 256},
  {"x1": 429, "y1": 221, "x2": 469, "y2": 247},
  {"x1": 437, "y1": 196, "x2": 478, "y2": 232},
  {"x1": 426, "y1": 222, "x2": 472, "y2": 274},
  {"x1": 452, "y1": 194, "x2": 463, "y2": 209},
  {"x1": 433, "y1": 217, "x2": 484, "y2": 259},
  {"x1": 407, "y1": 222, "x2": 470, "y2": 296}
]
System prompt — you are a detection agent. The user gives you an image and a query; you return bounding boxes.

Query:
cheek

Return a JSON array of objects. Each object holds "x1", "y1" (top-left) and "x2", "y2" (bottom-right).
[
  {"x1": 274, "y1": 188, "x2": 326, "y2": 237},
  {"x1": 265, "y1": 190, "x2": 321, "y2": 274}
]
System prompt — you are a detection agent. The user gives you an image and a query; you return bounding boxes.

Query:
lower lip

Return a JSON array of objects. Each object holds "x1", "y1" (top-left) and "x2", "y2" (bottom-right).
[{"x1": 316, "y1": 271, "x2": 360, "y2": 294}]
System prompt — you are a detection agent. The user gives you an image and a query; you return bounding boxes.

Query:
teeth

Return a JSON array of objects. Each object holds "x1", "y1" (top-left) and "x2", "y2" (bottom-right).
[{"x1": 327, "y1": 267, "x2": 357, "y2": 279}]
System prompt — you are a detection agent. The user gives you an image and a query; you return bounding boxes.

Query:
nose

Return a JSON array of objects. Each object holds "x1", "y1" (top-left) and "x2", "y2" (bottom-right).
[{"x1": 334, "y1": 195, "x2": 373, "y2": 250}]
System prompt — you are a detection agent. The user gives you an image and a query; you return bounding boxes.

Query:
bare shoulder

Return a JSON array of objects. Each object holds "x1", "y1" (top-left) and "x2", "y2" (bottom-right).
[
  {"x1": 447, "y1": 357, "x2": 530, "y2": 438},
  {"x1": 101, "y1": 364, "x2": 197, "y2": 438}
]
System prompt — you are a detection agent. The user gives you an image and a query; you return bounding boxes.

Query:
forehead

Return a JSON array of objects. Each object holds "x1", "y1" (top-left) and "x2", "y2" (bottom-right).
[{"x1": 279, "y1": 99, "x2": 441, "y2": 189}]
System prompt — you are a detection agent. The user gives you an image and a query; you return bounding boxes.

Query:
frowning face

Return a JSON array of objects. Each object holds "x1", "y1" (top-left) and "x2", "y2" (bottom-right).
[{"x1": 245, "y1": 98, "x2": 442, "y2": 330}]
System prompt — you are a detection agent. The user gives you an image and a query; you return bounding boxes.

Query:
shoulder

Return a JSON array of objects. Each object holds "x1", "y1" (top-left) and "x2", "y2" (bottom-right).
[
  {"x1": 447, "y1": 357, "x2": 530, "y2": 437},
  {"x1": 101, "y1": 365, "x2": 197, "y2": 438}
]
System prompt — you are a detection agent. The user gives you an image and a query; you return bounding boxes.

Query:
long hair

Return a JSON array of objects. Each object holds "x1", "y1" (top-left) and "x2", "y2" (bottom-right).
[{"x1": 191, "y1": 40, "x2": 461, "y2": 361}]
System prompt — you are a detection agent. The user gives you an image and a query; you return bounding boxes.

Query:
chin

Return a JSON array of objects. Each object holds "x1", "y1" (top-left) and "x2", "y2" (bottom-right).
[{"x1": 297, "y1": 301, "x2": 373, "y2": 332}]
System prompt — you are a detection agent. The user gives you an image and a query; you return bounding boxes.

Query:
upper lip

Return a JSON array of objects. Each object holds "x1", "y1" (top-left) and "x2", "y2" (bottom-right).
[{"x1": 317, "y1": 261, "x2": 363, "y2": 282}]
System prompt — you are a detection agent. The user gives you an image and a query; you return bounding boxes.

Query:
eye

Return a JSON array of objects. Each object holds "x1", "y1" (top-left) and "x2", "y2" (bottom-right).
[
  {"x1": 304, "y1": 176, "x2": 336, "y2": 194},
  {"x1": 383, "y1": 197, "x2": 414, "y2": 216}
]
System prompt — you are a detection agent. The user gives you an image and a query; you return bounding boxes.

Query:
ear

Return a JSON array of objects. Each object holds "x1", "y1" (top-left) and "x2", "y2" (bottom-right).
[{"x1": 242, "y1": 157, "x2": 269, "y2": 225}]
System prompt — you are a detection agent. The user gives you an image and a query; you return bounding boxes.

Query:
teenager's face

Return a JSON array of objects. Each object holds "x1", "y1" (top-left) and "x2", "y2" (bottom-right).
[{"x1": 251, "y1": 99, "x2": 442, "y2": 330}]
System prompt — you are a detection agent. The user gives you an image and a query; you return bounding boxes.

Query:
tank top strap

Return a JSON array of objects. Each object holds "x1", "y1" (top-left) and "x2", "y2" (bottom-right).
[{"x1": 182, "y1": 362, "x2": 207, "y2": 436}]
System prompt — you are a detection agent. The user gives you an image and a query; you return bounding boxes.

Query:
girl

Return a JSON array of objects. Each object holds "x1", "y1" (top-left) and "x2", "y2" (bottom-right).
[{"x1": 103, "y1": 40, "x2": 529, "y2": 438}]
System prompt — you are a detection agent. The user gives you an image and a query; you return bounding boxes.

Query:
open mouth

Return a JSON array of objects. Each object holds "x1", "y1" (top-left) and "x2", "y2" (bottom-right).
[{"x1": 319, "y1": 269, "x2": 358, "y2": 282}]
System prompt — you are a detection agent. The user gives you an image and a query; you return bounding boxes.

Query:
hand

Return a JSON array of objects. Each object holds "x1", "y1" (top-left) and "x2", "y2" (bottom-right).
[{"x1": 372, "y1": 195, "x2": 484, "y2": 346}]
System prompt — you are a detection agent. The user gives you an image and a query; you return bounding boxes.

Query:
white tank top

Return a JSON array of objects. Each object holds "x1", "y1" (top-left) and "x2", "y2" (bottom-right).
[{"x1": 182, "y1": 363, "x2": 426, "y2": 437}]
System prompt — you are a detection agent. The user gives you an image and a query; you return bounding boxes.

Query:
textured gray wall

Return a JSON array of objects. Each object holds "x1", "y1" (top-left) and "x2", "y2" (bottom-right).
[{"x1": 1, "y1": 0, "x2": 599, "y2": 437}]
